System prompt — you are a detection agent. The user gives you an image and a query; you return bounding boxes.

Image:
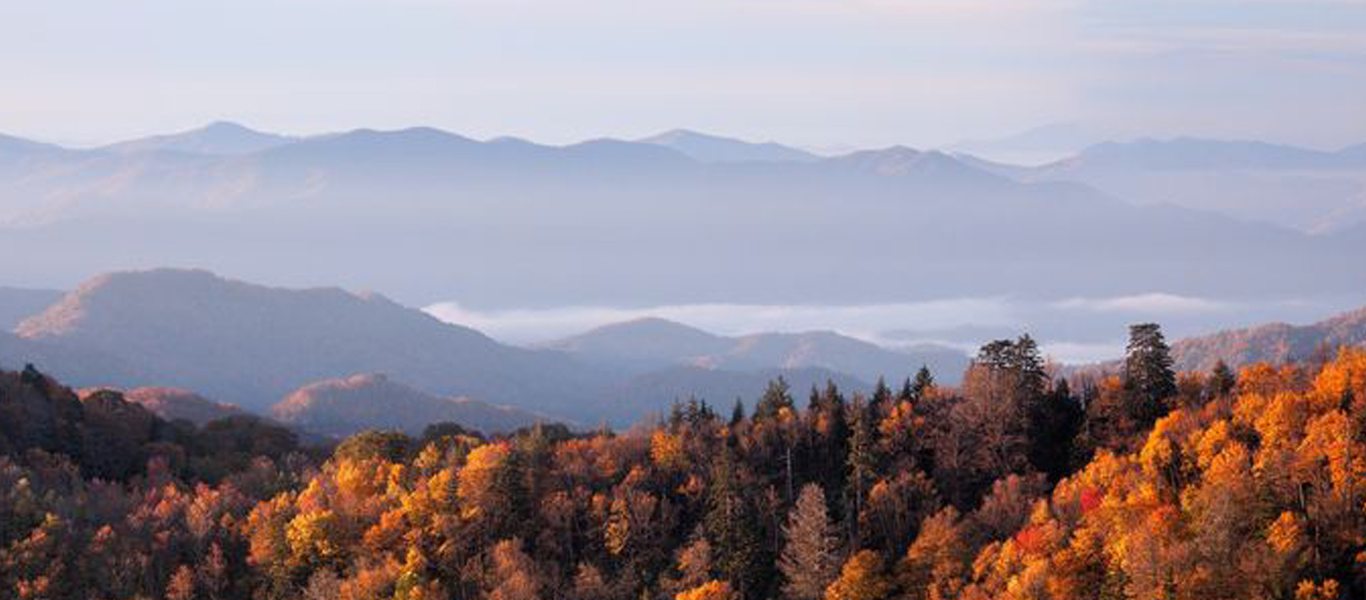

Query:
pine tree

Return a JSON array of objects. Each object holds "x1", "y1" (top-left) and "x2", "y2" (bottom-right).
[
  {"x1": 755, "y1": 377, "x2": 795, "y2": 422},
  {"x1": 779, "y1": 484, "x2": 840, "y2": 600},
  {"x1": 1123, "y1": 322, "x2": 1177, "y2": 424},
  {"x1": 846, "y1": 395, "x2": 878, "y2": 548},
  {"x1": 706, "y1": 449, "x2": 765, "y2": 598},
  {"x1": 731, "y1": 399, "x2": 747, "y2": 427},
  {"x1": 870, "y1": 377, "x2": 892, "y2": 419},
  {"x1": 909, "y1": 366, "x2": 935, "y2": 402},
  {"x1": 898, "y1": 377, "x2": 914, "y2": 403}
]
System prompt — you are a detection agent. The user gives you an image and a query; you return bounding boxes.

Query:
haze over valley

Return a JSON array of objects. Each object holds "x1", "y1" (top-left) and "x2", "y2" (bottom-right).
[{"x1": 3, "y1": 121, "x2": 1364, "y2": 366}]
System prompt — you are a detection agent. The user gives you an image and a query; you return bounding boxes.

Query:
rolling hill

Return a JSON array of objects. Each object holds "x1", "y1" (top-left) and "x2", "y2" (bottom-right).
[
  {"x1": 115, "y1": 387, "x2": 248, "y2": 426},
  {"x1": 547, "y1": 317, "x2": 969, "y2": 384},
  {"x1": 272, "y1": 373, "x2": 548, "y2": 437}
]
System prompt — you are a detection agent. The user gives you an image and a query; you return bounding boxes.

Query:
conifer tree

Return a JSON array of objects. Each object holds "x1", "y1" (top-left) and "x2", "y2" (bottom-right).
[
  {"x1": 1122, "y1": 322, "x2": 1177, "y2": 424},
  {"x1": 870, "y1": 377, "x2": 892, "y2": 419},
  {"x1": 706, "y1": 449, "x2": 765, "y2": 598},
  {"x1": 846, "y1": 395, "x2": 878, "y2": 547},
  {"x1": 755, "y1": 377, "x2": 794, "y2": 422},
  {"x1": 909, "y1": 366, "x2": 935, "y2": 402}
]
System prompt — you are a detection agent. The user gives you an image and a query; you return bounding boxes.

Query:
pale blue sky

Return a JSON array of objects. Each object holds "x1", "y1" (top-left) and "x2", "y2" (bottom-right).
[{"x1": 3, "y1": 0, "x2": 1364, "y2": 149}]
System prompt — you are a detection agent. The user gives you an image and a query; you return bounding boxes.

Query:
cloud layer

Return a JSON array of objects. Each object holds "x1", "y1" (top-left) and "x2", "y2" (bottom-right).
[{"x1": 425, "y1": 292, "x2": 1353, "y2": 364}]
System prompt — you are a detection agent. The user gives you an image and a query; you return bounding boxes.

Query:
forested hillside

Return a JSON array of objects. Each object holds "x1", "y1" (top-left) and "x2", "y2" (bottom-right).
[{"x1": 2, "y1": 325, "x2": 1364, "y2": 600}]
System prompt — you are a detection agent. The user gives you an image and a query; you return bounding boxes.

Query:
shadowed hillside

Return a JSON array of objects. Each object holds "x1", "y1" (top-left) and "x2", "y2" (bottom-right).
[
  {"x1": 13, "y1": 268, "x2": 606, "y2": 420},
  {"x1": 272, "y1": 373, "x2": 548, "y2": 437}
]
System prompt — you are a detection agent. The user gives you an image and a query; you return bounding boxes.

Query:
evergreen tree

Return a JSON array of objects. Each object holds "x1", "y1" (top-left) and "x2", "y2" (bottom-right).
[
  {"x1": 813, "y1": 380, "x2": 851, "y2": 506},
  {"x1": 731, "y1": 398, "x2": 747, "y2": 427},
  {"x1": 846, "y1": 395, "x2": 878, "y2": 548},
  {"x1": 778, "y1": 484, "x2": 840, "y2": 600},
  {"x1": 909, "y1": 366, "x2": 935, "y2": 402},
  {"x1": 706, "y1": 449, "x2": 766, "y2": 598},
  {"x1": 898, "y1": 377, "x2": 914, "y2": 403},
  {"x1": 755, "y1": 377, "x2": 795, "y2": 422},
  {"x1": 870, "y1": 377, "x2": 892, "y2": 419},
  {"x1": 1122, "y1": 322, "x2": 1177, "y2": 424},
  {"x1": 1027, "y1": 378, "x2": 1084, "y2": 481}
]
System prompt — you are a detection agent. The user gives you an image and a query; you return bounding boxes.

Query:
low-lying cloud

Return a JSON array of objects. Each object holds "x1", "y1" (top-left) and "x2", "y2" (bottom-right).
[
  {"x1": 424, "y1": 292, "x2": 1356, "y2": 365},
  {"x1": 1052, "y1": 293, "x2": 1228, "y2": 314},
  {"x1": 424, "y1": 298, "x2": 1020, "y2": 345}
]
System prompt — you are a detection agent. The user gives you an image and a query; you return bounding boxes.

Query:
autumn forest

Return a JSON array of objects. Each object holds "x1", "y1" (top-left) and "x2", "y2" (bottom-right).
[{"x1": 1, "y1": 324, "x2": 1364, "y2": 600}]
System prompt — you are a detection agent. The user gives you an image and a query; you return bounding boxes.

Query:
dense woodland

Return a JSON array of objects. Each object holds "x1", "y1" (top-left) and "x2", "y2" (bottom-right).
[{"x1": 2, "y1": 324, "x2": 1364, "y2": 600}]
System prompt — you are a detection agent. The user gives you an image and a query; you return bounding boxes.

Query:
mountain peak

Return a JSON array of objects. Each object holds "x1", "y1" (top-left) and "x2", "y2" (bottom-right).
[
  {"x1": 637, "y1": 128, "x2": 817, "y2": 163},
  {"x1": 104, "y1": 121, "x2": 294, "y2": 155}
]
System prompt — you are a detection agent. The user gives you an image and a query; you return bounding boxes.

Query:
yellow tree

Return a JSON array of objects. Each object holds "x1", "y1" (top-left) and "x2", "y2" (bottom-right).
[
  {"x1": 676, "y1": 580, "x2": 736, "y2": 600},
  {"x1": 826, "y1": 550, "x2": 891, "y2": 600}
]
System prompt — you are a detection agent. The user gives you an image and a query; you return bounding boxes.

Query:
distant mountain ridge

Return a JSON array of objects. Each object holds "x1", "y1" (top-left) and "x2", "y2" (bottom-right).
[
  {"x1": 4, "y1": 269, "x2": 964, "y2": 428},
  {"x1": 1169, "y1": 304, "x2": 1366, "y2": 372},
  {"x1": 637, "y1": 129, "x2": 819, "y2": 163},
  {"x1": 103, "y1": 121, "x2": 296, "y2": 155},
  {"x1": 1000, "y1": 137, "x2": 1366, "y2": 233},
  {"x1": 1, "y1": 123, "x2": 1361, "y2": 307},
  {"x1": 546, "y1": 317, "x2": 970, "y2": 384}
]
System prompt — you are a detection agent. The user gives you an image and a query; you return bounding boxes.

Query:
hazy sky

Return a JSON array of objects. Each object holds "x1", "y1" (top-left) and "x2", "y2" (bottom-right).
[{"x1": 3, "y1": 0, "x2": 1365, "y2": 149}]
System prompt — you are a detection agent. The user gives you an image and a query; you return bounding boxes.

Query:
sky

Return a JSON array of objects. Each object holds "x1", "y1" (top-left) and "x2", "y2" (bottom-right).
[{"x1": 3, "y1": 0, "x2": 1365, "y2": 150}]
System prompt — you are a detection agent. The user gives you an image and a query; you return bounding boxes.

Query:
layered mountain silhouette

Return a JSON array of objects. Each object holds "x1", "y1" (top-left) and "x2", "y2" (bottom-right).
[
  {"x1": 272, "y1": 373, "x2": 546, "y2": 437},
  {"x1": 980, "y1": 137, "x2": 1366, "y2": 234},
  {"x1": 2, "y1": 269, "x2": 973, "y2": 427},
  {"x1": 13, "y1": 269, "x2": 606, "y2": 421},
  {"x1": 547, "y1": 317, "x2": 967, "y2": 384},
  {"x1": 1, "y1": 124, "x2": 1360, "y2": 307}
]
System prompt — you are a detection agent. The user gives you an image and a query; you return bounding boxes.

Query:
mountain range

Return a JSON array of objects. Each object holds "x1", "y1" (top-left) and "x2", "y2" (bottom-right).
[
  {"x1": 546, "y1": 317, "x2": 967, "y2": 383},
  {"x1": 2, "y1": 266, "x2": 1363, "y2": 433},
  {"x1": 1, "y1": 123, "x2": 1361, "y2": 308},
  {"x1": 12, "y1": 269, "x2": 605, "y2": 420},
  {"x1": 968, "y1": 137, "x2": 1366, "y2": 234},
  {"x1": 1, "y1": 268, "x2": 965, "y2": 428}
]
